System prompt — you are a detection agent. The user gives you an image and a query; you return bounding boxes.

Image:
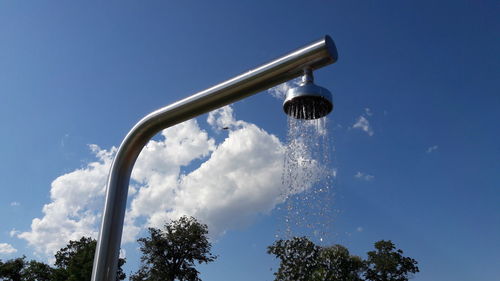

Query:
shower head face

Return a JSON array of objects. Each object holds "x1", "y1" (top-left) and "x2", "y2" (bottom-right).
[{"x1": 283, "y1": 83, "x2": 333, "y2": 120}]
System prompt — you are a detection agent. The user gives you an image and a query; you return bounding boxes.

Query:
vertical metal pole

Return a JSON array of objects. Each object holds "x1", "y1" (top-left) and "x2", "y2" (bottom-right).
[{"x1": 91, "y1": 35, "x2": 337, "y2": 281}]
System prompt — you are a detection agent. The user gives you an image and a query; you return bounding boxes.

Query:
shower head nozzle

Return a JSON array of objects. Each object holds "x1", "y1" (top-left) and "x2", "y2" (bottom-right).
[{"x1": 283, "y1": 70, "x2": 333, "y2": 120}]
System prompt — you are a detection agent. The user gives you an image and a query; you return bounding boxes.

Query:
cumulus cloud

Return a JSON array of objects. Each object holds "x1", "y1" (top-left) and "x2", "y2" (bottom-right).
[
  {"x1": 426, "y1": 145, "x2": 438, "y2": 154},
  {"x1": 207, "y1": 106, "x2": 245, "y2": 131},
  {"x1": 0, "y1": 243, "x2": 17, "y2": 254},
  {"x1": 127, "y1": 107, "x2": 287, "y2": 237},
  {"x1": 352, "y1": 116, "x2": 374, "y2": 136},
  {"x1": 19, "y1": 106, "x2": 303, "y2": 258},
  {"x1": 354, "y1": 171, "x2": 374, "y2": 181},
  {"x1": 9, "y1": 229, "x2": 20, "y2": 237},
  {"x1": 267, "y1": 79, "x2": 301, "y2": 100},
  {"x1": 10, "y1": 201, "x2": 20, "y2": 207},
  {"x1": 18, "y1": 145, "x2": 114, "y2": 257}
]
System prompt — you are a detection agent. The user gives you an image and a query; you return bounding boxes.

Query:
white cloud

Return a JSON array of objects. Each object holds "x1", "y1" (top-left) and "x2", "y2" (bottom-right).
[
  {"x1": 267, "y1": 79, "x2": 301, "y2": 100},
  {"x1": 207, "y1": 106, "x2": 245, "y2": 131},
  {"x1": 9, "y1": 229, "x2": 20, "y2": 237},
  {"x1": 352, "y1": 116, "x2": 374, "y2": 136},
  {"x1": 356, "y1": 226, "x2": 364, "y2": 232},
  {"x1": 19, "y1": 106, "x2": 308, "y2": 259},
  {"x1": 364, "y1": 108, "x2": 373, "y2": 116},
  {"x1": 354, "y1": 171, "x2": 374, "y2": 181},
  {"x1": 18, "y1": 145, "x2": 114, "y2": 258},
  {"x1": 119, "y1": 249, "x2": 126, "y2": 259},
  {"x1": 10, "y1": 201, "x2": 20, "y2": 207},
  {"x1": 426, "y1": 145, "x2": 438, "y2": 154},
  {"x1": 0, "y1": 243, "x2": 17, "y2": 254},
  {"x1": 127, "y1": 107, "x2": 288, "y2": 237}
]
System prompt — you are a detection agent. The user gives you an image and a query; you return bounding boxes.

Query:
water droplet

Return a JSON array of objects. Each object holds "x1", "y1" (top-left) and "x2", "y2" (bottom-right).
[{"x1": 278, "y1": 115, "x2": 336, "y2": 243}]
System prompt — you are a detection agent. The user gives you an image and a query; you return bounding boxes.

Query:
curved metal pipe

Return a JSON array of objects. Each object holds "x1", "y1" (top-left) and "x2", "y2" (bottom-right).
[{"x1": 91, "y1": 35, "x2": 338, "y2": 281}]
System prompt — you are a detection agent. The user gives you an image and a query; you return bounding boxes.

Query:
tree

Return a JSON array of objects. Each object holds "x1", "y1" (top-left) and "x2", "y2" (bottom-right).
[
  {"x1": 22, "y1": 260, "x2": 55, "y2": 281},
  {"x1": 364, "y1": 240, "x2": 419, "y2": 281},
  {"x1": 312, "y1": 245, "x2": 364, "y2": 281},
  {"x1": 0, "y1": 237, "x2": 126, "y2": 281},
  {"x1": 0, "y1": 257, "x2": 25, "y2": 281},
  {"x1": 54, "y1": 236, "x2": 126, "y2": 281},
  {"x1": 267, "y1": 237, "x2": 320, "y2": 281},
  {"x1": 268, "y1": 237, "x2": 364, "y2": 281},
  {"x1": 268, "y1": 238, "x2": 418, "y2": 281},
  {"x1": 0, "y1": 257, "x2": 55, "y2": 281},
  {"x1": 130, "y1": 216, "x2": 217, "y2": 281}
]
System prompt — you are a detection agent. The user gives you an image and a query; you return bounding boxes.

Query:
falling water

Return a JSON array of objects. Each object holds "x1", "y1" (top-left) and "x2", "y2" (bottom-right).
[{"x1": 277, "y1": 116, "x2": 336, "y2": 245}]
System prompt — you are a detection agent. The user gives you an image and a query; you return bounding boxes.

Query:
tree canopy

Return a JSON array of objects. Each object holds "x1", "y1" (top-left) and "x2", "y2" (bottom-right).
[
  {"x1": 0, "y1": 257, "x2": 25, "y2": 281},
  {"x1": 1, "y1": 224, "x2": 418, "y2": 281},
  {"x1": 267, "y1": 237, "x2": 321, "y2": 281},
  {"x1": 364, "y1": 240, "x2": 419, "y2": 281},
  {"x1": 53, "y1": 236, "x2": 126, "y2": 281},
  {"x1": 268, "y1": 237, "x2": 418, "y2": 281},
  {"x1": 131, "y1": 216, "x2": 217, "y2": 281},
  {"x1": 313, "y1": 245, "x2": 364, "y2": 281},
  {"x1": 0, "y1": 237, "x2": 125, "y2": 281},
  {"x1": 0, "y1": 257, "x2": 56, "y2": 281},
  {"x1": 22, "y1": 260, "x2": 54, "y2": 281}
]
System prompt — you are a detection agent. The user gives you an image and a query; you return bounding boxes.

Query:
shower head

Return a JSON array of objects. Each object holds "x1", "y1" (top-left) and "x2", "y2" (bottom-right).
[{"x1": 283, "y1": 69, "x2": 333, "y2": 120}]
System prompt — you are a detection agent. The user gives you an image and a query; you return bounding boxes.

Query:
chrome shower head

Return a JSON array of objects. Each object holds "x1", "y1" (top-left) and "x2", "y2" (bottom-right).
[{"x1": 283, "y1": 69, "x2": 333, "y2": 120}]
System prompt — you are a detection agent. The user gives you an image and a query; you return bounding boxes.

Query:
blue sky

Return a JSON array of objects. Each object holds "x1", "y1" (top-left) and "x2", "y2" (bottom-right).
[{"x1": 1, "y1": 1, "x2": 499, "y2": 280}]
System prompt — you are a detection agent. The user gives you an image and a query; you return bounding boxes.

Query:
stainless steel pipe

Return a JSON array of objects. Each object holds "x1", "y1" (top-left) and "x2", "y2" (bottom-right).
[{"x1": 91, "y1": 35, "x2": 338, "y2": 281}]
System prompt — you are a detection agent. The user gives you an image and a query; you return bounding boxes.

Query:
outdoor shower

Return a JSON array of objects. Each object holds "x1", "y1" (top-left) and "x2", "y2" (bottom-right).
[{"x1": 91, "y1": 35, "x2": 338, "y2": 281}]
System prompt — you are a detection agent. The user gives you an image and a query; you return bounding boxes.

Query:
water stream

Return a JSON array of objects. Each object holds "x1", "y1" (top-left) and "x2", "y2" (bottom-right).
[{"x1": 278, "y1": 116, "x2": 336, "y2": 244}]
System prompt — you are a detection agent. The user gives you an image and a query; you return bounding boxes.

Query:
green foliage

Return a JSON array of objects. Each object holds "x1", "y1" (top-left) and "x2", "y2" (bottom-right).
[
  {"x1": 0, "y1": 257, "x2": 55, "y2": 281},
  {"x1": 268, "y1": 238, "x2": 418, "y2": 281},
  {"x1": 54, "y1": 237, "x2": 94, "y2": 281},
  {"x1": 0, "y1": 236, "x2": 125, "y2": 281},
  {"x1": 364, "y1": 240, "x2": 419, "y2": 281},
  {"x1": 23, "y1": 260, "x2": 55, "y2": 281},
  {"x1": 312, "y1": 245, "x2": 364, "y2": 281},
  {"x1": 0, "y1": 257, "x2": 25, "y2": 281},
  {"x1": 53, "y1": 236, "x2": 126, "y2": 281},
  {"x1": 267, "y1": 237, "x2": 321, "y2": 281},
  {"x1": 268, "y1": 237, "x2": 364, "y2": 281},
  {"x1": 131, "y1": 216, "x2": 217, "y2": 281}
]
